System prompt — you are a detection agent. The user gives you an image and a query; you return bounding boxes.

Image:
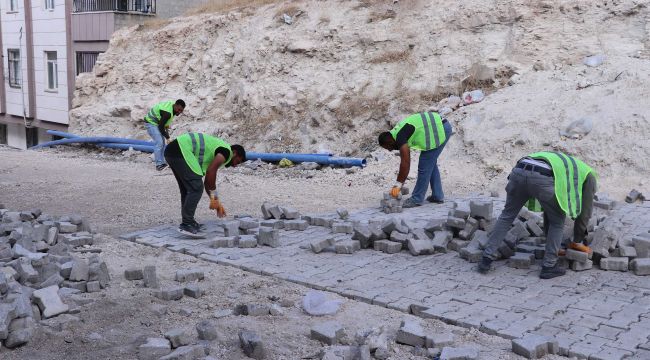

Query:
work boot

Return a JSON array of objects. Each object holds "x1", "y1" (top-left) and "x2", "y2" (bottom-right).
[
  {"x1": 402, "y1": 198, "x2": 422, "y2": 208},
  {"x1": 426, "y1": 195, "x2": 444, "y2": 204},
  {"x1": 177, "y1": 223, "x2": 206, "y2": 239},
  {"x1": 569, "y1": 242, "x2": 592, "y2": 255},
  {"x1": 477, "y1": 256, "x2": 493, "y2": 274},
  {"x1": 539, "y1": 263, "x2": 566, "y2": 279},
  {"x1": 156, "y1": 164, "x2": 168, "y2": 171}
]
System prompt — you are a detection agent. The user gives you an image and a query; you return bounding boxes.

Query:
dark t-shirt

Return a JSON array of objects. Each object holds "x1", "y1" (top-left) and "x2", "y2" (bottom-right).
[
  {"x1": 395, "y1": 124, "x2": 415, "y2": 148},
  {"x1": 165, "y1": 139, "x2": 231, "y2": 165}
]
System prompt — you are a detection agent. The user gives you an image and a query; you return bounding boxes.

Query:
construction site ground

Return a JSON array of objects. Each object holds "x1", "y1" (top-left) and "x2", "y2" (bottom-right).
[{"x1": 2, "y1": 146, "x2": 649, "y2": 359}]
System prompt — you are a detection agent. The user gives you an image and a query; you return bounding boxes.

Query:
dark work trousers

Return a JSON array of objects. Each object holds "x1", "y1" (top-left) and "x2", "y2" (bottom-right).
[
  {"x1": 165, "y1": 149, "x2": 203, "y2": 226},
  {"x1": 483, "y1": 167, "x2": 566, "y2": 267},
  {"x1": 543, "y1": 172, "x2": 597, "y2": 244}
]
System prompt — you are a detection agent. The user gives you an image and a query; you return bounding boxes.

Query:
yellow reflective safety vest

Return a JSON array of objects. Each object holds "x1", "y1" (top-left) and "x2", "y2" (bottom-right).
[
  {"x1": 177, "y1": 133, "x2": 232, "y2": 176},
  {"x1": 144, "y1": 101, "x2": 175, "y2": 127},
  {"x1": 389, "y1": 112, "x2": 446, "y2": 151}
]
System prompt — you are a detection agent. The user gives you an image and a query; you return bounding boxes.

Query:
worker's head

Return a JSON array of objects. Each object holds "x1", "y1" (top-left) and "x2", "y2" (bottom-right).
[
  {"x1": 229, "y1": 144, "x2": 246, "y2": 167},
  {"x1": 173, "y1": 99, "x2": 186, "y2": 116},
  {"x1": 378, "y1": 132, "x2": 396, "y2": 150}
]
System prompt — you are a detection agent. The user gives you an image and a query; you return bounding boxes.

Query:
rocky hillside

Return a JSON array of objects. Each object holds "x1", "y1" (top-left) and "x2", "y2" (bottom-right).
[{"x1": 70, "y1": 0, "x2": 650, "y2": 195}]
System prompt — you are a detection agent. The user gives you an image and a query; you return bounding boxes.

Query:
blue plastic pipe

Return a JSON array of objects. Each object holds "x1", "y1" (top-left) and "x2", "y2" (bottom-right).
[
  {"x1": 30, "y1": 137, "x2": 155, "y2": 152},
  {"x1": 246, "y1": 152, "x2": 366, "y2": 167}
]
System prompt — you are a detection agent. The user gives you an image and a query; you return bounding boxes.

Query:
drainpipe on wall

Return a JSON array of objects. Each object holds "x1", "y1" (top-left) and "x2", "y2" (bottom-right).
[{"x1": 18, "y1": 26, "x2": 31, "y2": 128}]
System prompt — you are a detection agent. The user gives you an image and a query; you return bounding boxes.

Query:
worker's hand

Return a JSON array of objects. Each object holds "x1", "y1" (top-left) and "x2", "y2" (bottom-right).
[
  {"x1": 209, "y1": 195, "x2": 226, "y2": 218},
  {"x1": 390, "y1": 186, "x2": 401, "y2": 198}
]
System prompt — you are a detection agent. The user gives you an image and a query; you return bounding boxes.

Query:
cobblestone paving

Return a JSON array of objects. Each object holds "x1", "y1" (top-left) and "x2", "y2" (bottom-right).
[{"x1": 121, "y1": 198, "x2": 650, "y2": 359}]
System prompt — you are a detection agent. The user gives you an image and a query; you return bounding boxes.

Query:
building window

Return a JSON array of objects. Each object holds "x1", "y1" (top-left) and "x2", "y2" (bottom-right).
[
  {"x1": 8, "y1": 49, "x2": 21, "y2": 88},
  {"x1": 45, "y1": 51, "x2": 58, "y2": 91},
  {"x1": 8, "y1": 0, "x2": 18, "y2": 12},
  {"x1": 45, "y1": 0, "x2": 54, "y2": 10},
  {"x1": 76, "y1": 51, "x2": 101, "y2": 75}
]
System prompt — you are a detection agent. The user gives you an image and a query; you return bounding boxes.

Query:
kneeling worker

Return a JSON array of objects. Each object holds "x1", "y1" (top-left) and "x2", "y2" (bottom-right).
[
  {"x1": 164, "y1": 133, "x2": 246, "y2": 237},
  {"x1": 478, "y1": 152, "x2": 597, "y2": 279},
  {"x1": 378, "y1": 112, "x2": 453, "y2": 207}
]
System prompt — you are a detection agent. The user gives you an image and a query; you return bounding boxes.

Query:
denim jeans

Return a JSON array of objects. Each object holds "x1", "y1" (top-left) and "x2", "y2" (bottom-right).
[
  {"x1": 145, "y1": 122, "x2": 166, "y2": 166},
  {"x1": 410, "y1": 121, "x2": 453, "y2": 204}
]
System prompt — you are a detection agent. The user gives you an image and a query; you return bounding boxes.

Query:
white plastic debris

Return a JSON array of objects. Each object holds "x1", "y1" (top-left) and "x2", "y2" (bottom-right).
[
  {"x1": 302, "y1": 290, "x2": 343, "y2": 316},
  {"x1": 462, "y1": 90, "x2": 485, "y2": 105},
  {"x1": 282, "y1": 13, "x2": 293, "y2": 25},
  {"x1": 560, "y1": 118, "x2": 593, "y2": 139},
  {"x1": 583, "y1": 54, "x2": 605, "y2": 67}
]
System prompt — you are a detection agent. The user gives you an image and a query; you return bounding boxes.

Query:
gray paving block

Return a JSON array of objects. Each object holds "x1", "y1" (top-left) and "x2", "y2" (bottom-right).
[
  {"x1": 86, "y1": 281, "x2": 101, "y2": 293},
  {"x1": 396, "y1": 319, "x2": 426, "y2": 347},
  {"x1": 332, "y1": 222, "x2": 353, "y2": 234},
  {"x1": 407, "y1": 238, "x2": 434, "y2": 256},
  {"x1": 631, "y1": 258, "x2": 650, "y2": 275},
  {"x1": 452, "y1": 202, "x2": 471, "y2": 219},
  {"x1": 281, "y1": 207, "x2": 300, "y2": 220},
  {"x1": 469, "y1": 199, "x2": 493, "y2": 220},
  {"x1": 373, "y1": 240, "x2": 402, "y2": 254},
  {"x1": 600, "y1": 257, "x2": 629, "y2": 272},
  {"x1": 260, "y1": 202, "x2": 273, "y2": 220},
  {"x1": 158, "y1": 345, "x2": 205, "y2": 360},
  {"x1": 155, "y1": 287, "x2": 184, "y2": 301},
  {"x1": 239, "y1": 330, "x2": 265, "y2": 360},
  {"x1": 238, "y1": 218, "x2": 259, "y2": 230},
  {"x1": 526, "y1": 219, "x2": 544, "y2": 237},
  {"x1": 284, "y1": 220, "x2": 309, "y2": 231},
  {"x1": 268, "y1": 205, "x2": 283, "y2": 220},
  {"x1": 260, "y1": 219, "x2": 284, "y2": 229},
  {"x1": 512, "y1": 334, "x2": 559, "y2": 359},
  {"x1": 471, "y1": 229, "x2": 489, "y2": 249},
  {"x1": 571, "y1": 259, "x2": 593, "y2": 271},
  {"x1": 432, "y1": 231, "x2": 453, "y2": 252},
  {"x1": 566, "y1": 249, "x2": 591, "y2": 263},
  {"x1": 498, "y1": 244, "x2": 515, "y2": 259},
  {"x1": 411, "y1": 228, "x2": 431, "y2": 241},
  {"x1": 124, "y1": 268, "x2": 144, "y2": 280},
  {"x1": 448, "y1": 239, "x2": 469, "y2": 252},
  {"x1": 33, "y1": 285, "x2": 68, "y2": 319},
  {"x1": 335, "y1": 240, "x2": 360, "y2": 254},
  {"x1": 222, "y1": 221, "x2": 240, "y2": 237},
  {"x1": 336, "y1": 208, "x2": 349, "y2": 220},
  {"x1": 439, "y1": 346, "x2": 479, "y2": 360},
  {"x1": 633, "y1": 234, "x2": 650, "y2": 258},
  {"x1": 426, "y1": 332, "x2": 456, "y2": 348},
  {"x1": 311, "y1": 238, "x2": 335, "y2": 254},
  {"x1": 618, "y1": 246, "x2": 637, "y2": 258},
  {"x1": 175, "y1": 269, "x2": 204, "y2": 282},
  {"x1": 425, "y1": 218, "x2": 447, "y2": 232},
  {"x1": 211, "y1": 236, "x2": 237, "y2": 248},
  {"x1": 459, "y1": 218, "x2": 479, "y2": 240},
  {"x1": 509, "y1": 252, "x2": 535, "y2": 269},
  {"x1": 184, "y1": 285, "x2": 203, "y2": 298},
  {"x1": 196, "y1": 320, "x2": 218, "y2": 340},
  {"x1": 352, "y1": 225, "x2": 372, "y2": 248},
  {"x1": 459, "y1": 247, "x2": 483, "y2": 262},
  {"x1": 310, "y1": 321, "x2": 345, "y2": 345},
  {"x1": 390, "y1": 231, "x2": 408, "y2": 244},
  {"x1": 143, "y1": 265, "x2": 159, "y2": 289},
  {"x1": 238, "y1": 236, "x2": 258, "y2": 248},
  {"x1": 164, "y1": 328, "x2": 192, "y2": 349},
  {"x1": 258, "y1": 227, "x2": 280, "y2": 247},
  {"x1": 446, "y1": 217, "x2": 466, "y2": 230}
]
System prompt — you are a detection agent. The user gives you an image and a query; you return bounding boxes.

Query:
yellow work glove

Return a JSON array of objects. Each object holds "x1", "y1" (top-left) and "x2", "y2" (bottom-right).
[{"x1": 209, "y1": 194, "x2": 227, "y2": 218}]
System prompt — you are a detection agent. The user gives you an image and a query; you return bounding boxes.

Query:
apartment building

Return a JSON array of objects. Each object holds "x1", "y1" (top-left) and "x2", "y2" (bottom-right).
[{"x1": 0, "y1": 0, "x2": 207, "y2": 149}]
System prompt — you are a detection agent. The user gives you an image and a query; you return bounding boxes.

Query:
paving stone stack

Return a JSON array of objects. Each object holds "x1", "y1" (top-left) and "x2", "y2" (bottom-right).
[
  {"x1": 380, "y1": 187, "x2": 409, "y2": 214},
  {"x1": 0, "y1": 206, "x2": 110, "y2": 349}
]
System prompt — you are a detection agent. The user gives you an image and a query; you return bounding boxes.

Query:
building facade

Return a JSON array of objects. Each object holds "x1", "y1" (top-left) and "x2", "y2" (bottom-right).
[{"x1": 0, "y1": 0, "x2": 205, "y2": 149}]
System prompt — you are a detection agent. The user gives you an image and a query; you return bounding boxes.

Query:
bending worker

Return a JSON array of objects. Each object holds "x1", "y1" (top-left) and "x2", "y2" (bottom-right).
[
  {"x1": 164, "y1": 132, "x2": 246, "y2": 237},
  {"x1": 478, "y1": 151, "x2": 597, "y2": 279},
  {"x1": 378, "y1": 112, "x2": 452, "y2": 207},
  {"x1": 144, "y1": 99, "x2": 186, "y2": 171}
]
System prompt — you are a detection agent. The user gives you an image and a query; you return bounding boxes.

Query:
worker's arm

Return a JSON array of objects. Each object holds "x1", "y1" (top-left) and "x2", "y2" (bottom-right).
[
  {"x1": 204, "y1": 153, "x2": 225, "y2": 196},
  {"x1": 158, "y1": 111, "x2": 171, "y2": 139},
  {"x1": 396, "y1": 144, "x2": 410, "y2": 184}
]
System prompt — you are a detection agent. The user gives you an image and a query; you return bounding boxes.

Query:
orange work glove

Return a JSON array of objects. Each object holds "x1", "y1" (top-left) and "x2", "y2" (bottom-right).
[
  {"x1": 209, "y1": 195, "x2": 227, "y2": 218},
  {"x1": 390, "y1": 186, "x2": 401, "y2": 198}
]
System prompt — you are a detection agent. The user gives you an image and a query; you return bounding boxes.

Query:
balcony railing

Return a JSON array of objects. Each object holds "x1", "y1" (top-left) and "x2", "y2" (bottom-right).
[{"x1": 73, "y1": 0, "x2": 156, "y2": 14}]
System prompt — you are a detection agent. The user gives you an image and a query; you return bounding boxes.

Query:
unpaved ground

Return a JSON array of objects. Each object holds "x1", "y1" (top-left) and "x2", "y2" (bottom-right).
[{"x1": 0, "y1": 148, "x2": 566, "y2": 359}]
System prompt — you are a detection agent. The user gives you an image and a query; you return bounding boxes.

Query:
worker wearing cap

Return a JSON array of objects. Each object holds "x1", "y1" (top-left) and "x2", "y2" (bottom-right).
[
  {"x1": 478, "y1": 151, "x2": 597, "y2": 279},
  {"x1": 378, "y1": 112, "x2": 453, "y2": 207},
  {"x1": 144, "y1": 99, "x2": 186, "y2": 171},
  {"x1": 164, "y1": 133, "x2": 246, "y2": 237}
]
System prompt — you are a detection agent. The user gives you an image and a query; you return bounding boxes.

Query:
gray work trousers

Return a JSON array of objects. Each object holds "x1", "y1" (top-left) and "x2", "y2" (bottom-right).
[
  {"x1": 165, "y1": 151, "x2": 203, "y2": 226},
  {"x1": 483, "y1": 167, "x2": 566, "y2": 267}
]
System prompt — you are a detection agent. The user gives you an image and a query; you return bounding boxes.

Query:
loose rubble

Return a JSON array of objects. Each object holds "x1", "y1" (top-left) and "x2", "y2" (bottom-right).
[{"x1": 0, "y1": 206, "x2": 110, "y2": 348}]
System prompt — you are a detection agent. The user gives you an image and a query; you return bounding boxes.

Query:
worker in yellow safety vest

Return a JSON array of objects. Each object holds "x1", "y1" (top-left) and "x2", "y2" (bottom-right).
[
  {"x1": 164, "y1": 133, "x2": 246, "y2": 238},
  {"x1": 144, "y1": 99, "x2": 186, "y2": 171},
  {"x1": 378, "y1": 112, "x2": 453, "y2": 207},
  {"x1": 478, "y1": 152, "x2": 597, "y2": 279}
]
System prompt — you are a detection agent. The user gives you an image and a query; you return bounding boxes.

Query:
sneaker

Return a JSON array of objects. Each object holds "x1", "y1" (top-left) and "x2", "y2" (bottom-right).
[
  {"x1": 156, "y1": 164, "x2": 168, "y2": 171},
  {"x1": 402, "y1": 198, "x2": 422, "y2": 208},
  {"x1": 426, "y1": 195, "x2": 444, "y2": 204},
  {"x1": 477, "y1": 256, "x2": 493, "y2": 274},
  {"x1": 177, "y1": 223, "x2": 206, "y2": 238},
  {"x1": 190, "y1": 221, "x2": 206, "y2": 231},
  {"x1": 539, "y1": 264, "x2": 566, "y2": 279},
  {"x1": 569, "y1": 242, "x2": 592, "y2": 255}
]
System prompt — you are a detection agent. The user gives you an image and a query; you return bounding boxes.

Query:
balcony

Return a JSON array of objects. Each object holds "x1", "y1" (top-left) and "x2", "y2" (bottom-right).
[{"x1": 73, "y1": 0, "x2": 156, "y2": 14}]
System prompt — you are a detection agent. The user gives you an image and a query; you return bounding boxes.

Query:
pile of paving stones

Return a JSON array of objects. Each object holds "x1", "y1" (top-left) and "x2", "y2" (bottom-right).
[
  {"x1": 304, "y1": 195, "x2": 650, "y2": 276},
  {"x1": 0, "y1": 206, "x2": 110, "y2": 349},
  {"x1": 124, "y1": 266, "x2": 206, "y2": 301},
  {"x1": 379, "y1": 187, "x2": 408, "y2": 214}
]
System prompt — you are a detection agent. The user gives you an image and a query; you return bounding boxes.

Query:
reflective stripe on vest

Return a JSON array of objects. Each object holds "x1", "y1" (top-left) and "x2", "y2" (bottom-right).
[
  {"x1": 389, "y1": 112, "x2": 446, "y2": 151},
  {"x1": 178, "y1": 133, "x2": 233, "y2": 176},
  {"x1": 146, "y1": 109, "x2": 160, "y2": 124},
  {"x1": 428, "y1": 111, "x2": 442, "y2": 148},
  {"x1": 528, "y1": 151, "x2": 596, "y2": 219},
  {"x1": 419, "y1": 112, "x2": 431, "y2": 150}
]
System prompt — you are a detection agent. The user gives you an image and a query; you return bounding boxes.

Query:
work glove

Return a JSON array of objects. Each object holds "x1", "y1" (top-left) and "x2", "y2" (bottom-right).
[
  {"x1": 209, "y1": 194, "x2": 227, "y2": 218},
  {"x1": 389, "y1": 182, "x2": 403, "y2": 198}
]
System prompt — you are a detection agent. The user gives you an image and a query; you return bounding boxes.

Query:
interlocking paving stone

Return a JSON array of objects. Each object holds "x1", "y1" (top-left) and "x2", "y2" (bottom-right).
[{"x1": 120, "y1": 199, "x2": 650, "y2": 359}]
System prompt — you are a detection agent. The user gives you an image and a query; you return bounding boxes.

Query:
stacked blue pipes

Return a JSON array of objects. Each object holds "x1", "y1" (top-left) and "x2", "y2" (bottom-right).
[{"x1": 32, "y1": 130, "x2": 366, "y2": 168}]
